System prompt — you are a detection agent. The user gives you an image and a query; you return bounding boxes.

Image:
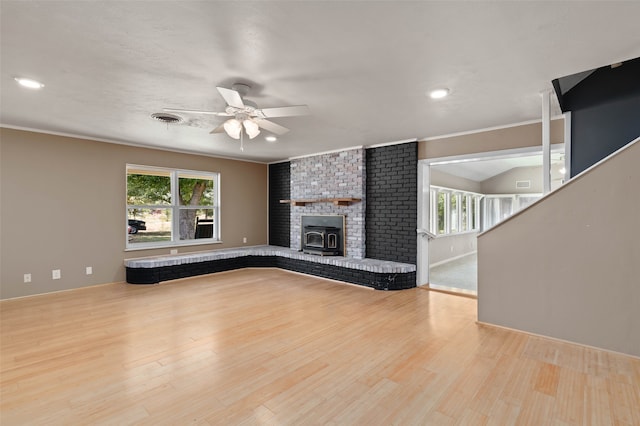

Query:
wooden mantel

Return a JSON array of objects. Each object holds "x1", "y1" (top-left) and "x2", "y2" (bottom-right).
[{"x1": 280, "y1": 198, "x2": 361, "y2": 207}]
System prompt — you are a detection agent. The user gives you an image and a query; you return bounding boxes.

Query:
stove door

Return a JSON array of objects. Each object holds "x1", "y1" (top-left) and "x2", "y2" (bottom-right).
[{"x1": 304, "y1": 231, "x2": 324, "y2": 248}]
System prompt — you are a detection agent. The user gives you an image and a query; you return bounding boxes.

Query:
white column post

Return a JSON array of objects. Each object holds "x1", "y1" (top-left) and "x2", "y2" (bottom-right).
[
  {"x1": 564, "y1": 111, "x2": 572, "y2": 181},
  {"x1": 416, "y1": 161, "x2": 430, "y2": 286},
  {"x1": 542, "y1": 90, "x2": 551, "y2": 194}
]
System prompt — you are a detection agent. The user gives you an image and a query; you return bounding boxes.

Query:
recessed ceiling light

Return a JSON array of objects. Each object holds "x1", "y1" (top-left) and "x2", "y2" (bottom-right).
[
  {"x1": 265, "y1": 136, "x2": 277, "y2": 142},
  {"x1": 429, "y1": 88, "x2": 449, "y2": 99},
  {"x1": 15, "y1": 77, "x2": 45, "y2": 89}
]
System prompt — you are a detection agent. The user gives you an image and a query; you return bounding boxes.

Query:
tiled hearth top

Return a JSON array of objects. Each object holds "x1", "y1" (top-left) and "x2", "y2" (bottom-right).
[{"x1": 125, "y1": 245, "x2": 416, "y2": 274}]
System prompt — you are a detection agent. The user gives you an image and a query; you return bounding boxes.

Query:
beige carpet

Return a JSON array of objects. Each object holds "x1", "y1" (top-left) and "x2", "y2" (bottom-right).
[{"x1": 429, "y1": 252, "x2": 477, "y2": 293}]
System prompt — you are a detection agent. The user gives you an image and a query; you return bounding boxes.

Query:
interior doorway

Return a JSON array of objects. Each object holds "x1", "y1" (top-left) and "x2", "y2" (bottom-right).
[{"x1": 417, "y1": 145, "x2": 566, "y2": 295}]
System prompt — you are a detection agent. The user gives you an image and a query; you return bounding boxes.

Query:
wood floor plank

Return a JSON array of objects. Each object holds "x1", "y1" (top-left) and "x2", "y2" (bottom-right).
[
  {"x1": 1, "y1": 268, "x2": 638, "y2": 425},
  {"x1": 486, "y1": 399, "x2": 521, "y2": 425},
  {"x1": 467, "y1": 353, "x2": 520, "y2": 416},
  {"x1": 534, "y1": 362, "x2": 561, "y2": 396},
  {"x1": 552, "y1": 367, "x2": 587, "y2": 425},
  {"x1": 606, "y1": 378, "x2": 640, "y2": 425}
]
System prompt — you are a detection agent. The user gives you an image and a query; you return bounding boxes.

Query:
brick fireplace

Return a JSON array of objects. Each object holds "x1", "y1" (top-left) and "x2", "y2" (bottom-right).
[
  {"x1": 270, "y1": 142, "x2": 418, "y2": 266},
  {"x1": 289, "y1": 148, "x2": 366, "y2": 259}
]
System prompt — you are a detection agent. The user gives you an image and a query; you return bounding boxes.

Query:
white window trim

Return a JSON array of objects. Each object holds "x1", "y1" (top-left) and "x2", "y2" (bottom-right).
[
  {"x1": 430, "y1": 185, "x2": 483, "y2": 236},
  {"x1": 126, "y1": 164, "x2": 221, "y2": 251},
  {"x1": 444, "y1": 192, "x2": 451, "y2": 234},
  {"x1": 429, "y1": 189, "x2": 438, "y2": 234},
  {"x1": 465, "y1": 194, "x2": 472, "y2": 231},
  {"x1": 482, "y1": 193, "x2": 543, "y2": 230}
]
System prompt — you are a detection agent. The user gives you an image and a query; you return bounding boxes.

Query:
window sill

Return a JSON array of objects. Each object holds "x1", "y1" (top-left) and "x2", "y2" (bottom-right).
[{"x1": 125, "y1": 239, "x2": 223, "y2": 252}]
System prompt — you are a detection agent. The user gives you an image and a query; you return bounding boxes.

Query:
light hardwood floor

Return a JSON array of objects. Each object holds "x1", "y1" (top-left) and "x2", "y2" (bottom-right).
[{"x1": 1, "y1": 269, "x2": 638, "y2": 425}]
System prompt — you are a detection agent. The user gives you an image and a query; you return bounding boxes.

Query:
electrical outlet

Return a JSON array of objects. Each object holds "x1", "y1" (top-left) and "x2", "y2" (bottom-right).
[
  {"x1": 170, "y1": 249, "x2": 178, "y2": 254},
  {"x1": 24, "y1": 273, "x2": 31, "y2": 283},
  {"x1": 243, "y1": 237, "x2": 247, "y2": 244},
  {"x1": 52, "y1": 269, "x2": 61, "y2": 280},
  {"x1": 86, "y1": 266, "x2": 93, "y2": 275}
]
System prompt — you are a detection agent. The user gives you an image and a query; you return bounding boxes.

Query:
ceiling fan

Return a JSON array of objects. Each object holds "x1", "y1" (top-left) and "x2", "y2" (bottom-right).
[{"x1": 164, "y1": 83, "x2": 310, "y2": 151}]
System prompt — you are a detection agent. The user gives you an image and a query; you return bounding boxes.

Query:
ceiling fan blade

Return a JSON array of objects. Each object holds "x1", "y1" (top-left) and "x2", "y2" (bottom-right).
[
  {"x1": 163, "y1": 108, "x2": 231, "y2": 116},
  {"x1": 217, "y1": 87, "x2": 245, "y2": 109},
  {"x1": 260, "y1": 105, "x2": 310, "y2": 118},
  {"x1": 256, "y1": 119, "x2": 290, "y2": 135},
  {"x1": 209, "y1": 123, "x2": 226, "y2": 134}
]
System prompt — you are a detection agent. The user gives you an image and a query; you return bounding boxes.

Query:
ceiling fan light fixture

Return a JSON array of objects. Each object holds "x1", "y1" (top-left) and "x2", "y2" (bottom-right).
[
  {"x1": 223, "y1": 118, "x2": 242, "y2": 139},
  {"x1": 164, "y1": 83, "x2": 308, "y2": 149},
  {"x1": 243, "y1": 119, "x2": 260, "y2": 139},
  {"x1": 429, "y1": 88, "x2": 450, "y2": 99},
  {"x1": 265, "y1": 136, "x2": 277, "y2": 142}
]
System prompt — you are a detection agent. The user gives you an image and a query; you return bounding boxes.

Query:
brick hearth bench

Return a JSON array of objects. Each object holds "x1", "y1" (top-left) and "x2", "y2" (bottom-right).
[{"x1": 124, "y1": 245, "x2": 416, "y2": 290}]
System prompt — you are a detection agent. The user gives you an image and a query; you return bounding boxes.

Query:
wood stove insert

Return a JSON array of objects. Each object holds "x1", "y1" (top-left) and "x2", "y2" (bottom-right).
[{"x1": 301, "y1": 215, "x2": 345, "y2": 256}]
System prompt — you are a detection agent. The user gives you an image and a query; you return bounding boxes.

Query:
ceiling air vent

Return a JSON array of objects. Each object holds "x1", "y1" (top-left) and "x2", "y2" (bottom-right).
[
  {"x1": 516, "y1": 180, "x2": 531, "y2": 189},
  {"x1": 150, "y1": 112, "x2": 183, "y2": 124}
]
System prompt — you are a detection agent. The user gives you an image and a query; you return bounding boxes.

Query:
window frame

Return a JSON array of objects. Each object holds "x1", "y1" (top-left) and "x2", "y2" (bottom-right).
[
  {"x1": 126, "y1": 164, "x2": 221, "y2": 250},
  {"x1": 482, "y1": 193, "x2": 542, "y2": 230},
  {"x1": 429, "y1": 185, "x2": 483, "y2": 237}
]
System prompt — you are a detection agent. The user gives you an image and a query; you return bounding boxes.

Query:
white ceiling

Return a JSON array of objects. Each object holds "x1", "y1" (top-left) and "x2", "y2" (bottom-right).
[{"x1": 2, "y1": 1, "x2": 639, "y2": 163}]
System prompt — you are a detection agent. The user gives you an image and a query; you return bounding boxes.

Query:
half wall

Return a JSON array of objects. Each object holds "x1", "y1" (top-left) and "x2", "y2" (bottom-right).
[{"x1": 478, "y1": 138, "x2": 639, "y2": 356}]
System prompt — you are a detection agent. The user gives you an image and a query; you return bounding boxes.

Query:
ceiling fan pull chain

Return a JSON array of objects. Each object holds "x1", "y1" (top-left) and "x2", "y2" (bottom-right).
[{"x1": 240, "y1": 129, "x2": 244, "y2": 152}]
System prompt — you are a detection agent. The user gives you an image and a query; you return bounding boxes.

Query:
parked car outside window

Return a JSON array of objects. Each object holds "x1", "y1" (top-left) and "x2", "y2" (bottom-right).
[{"x1": 127, "y1": 219, "x2": 146, "y2": 234}]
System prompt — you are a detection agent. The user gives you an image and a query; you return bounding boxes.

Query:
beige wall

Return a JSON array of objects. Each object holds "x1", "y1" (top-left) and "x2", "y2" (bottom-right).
[
  {"x1": 430, "y1": 169, "x2": 481, "y2": 193},
  {"x1": 429, "y1": 232, "x2": 477, "y2": 266},
  {"x1": 481, "y1": 165, "x2": 543, "y2": 194},
  {"x1": 0, "y1": 128, "x2": 267, "y2": 299},
  {"x1": 419, "y1": 118, "x2": 564, "y2": 159},
  {"x1": 477, "y1": 139, "x2": 640, "y2": 357}
]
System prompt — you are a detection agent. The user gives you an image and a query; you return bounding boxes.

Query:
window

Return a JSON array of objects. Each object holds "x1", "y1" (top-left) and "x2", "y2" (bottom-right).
[
  {"x1": 450, "y1": 193, "x2": 458, "y2": 233},
  {"x1": 126, "y1": 165, "x2": 219, "y2": 249},
  {"x1": 483, "y1": 194, "x2": 542, "y2": 229},
  {"x1": 484, "y1": 196, "x2": 508, "y2": 230},
  {"x1": 437, "y1": 191, "x2": 446, "y2": 234},
  {"x1": 429, "y1": 186, "x2": 482, "y2": 236}
]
